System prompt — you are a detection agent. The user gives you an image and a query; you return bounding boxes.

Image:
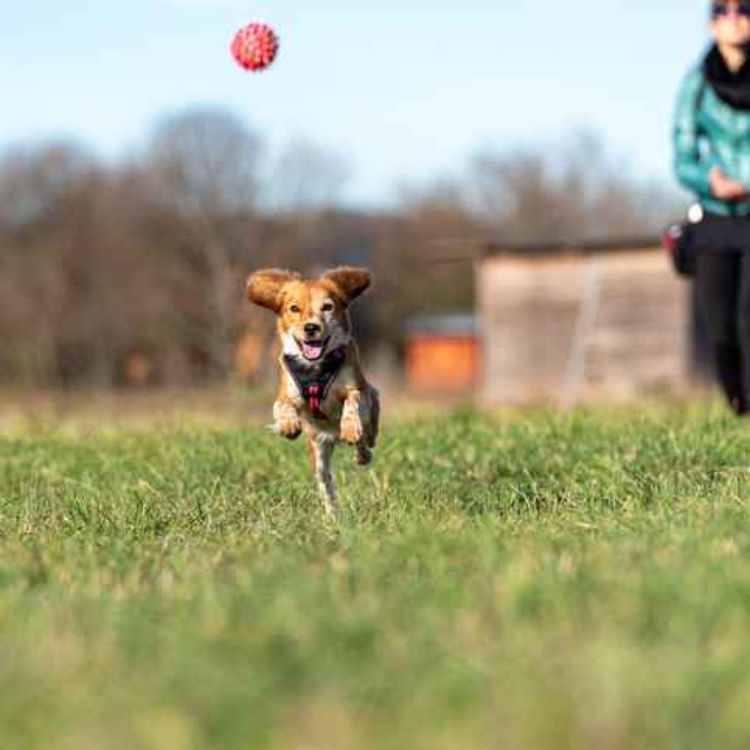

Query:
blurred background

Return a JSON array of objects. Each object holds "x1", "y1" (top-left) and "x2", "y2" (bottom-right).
[{"x1": 0, "y1": 1, "x2": 713, "y2": 421}]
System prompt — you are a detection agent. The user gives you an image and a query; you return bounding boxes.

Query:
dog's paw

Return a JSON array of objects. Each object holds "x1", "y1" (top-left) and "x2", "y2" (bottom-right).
[
  {"x1": 356, "y1": 445, "x2": 373, "y2": 466},
  {"x1": 340, "y1": 416, "x2": 364, "y2": 445},
  {"x1": 276, "y1": 415, "x2": 302, "y2": 440},
  {"x1": 273, "y1": 402, "x2": 302, "y2": 440}
]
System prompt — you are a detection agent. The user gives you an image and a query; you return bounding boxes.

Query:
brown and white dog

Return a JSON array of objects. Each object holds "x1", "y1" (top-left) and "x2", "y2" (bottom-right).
[{"x1": 246, "y1": 266, "x2": 380, "y2": 518}]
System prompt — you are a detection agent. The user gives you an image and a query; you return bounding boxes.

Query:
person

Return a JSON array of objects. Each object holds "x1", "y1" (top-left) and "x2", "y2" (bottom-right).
[{"x1": 674, "y1": 0, "x2": 750, "y2": 414}]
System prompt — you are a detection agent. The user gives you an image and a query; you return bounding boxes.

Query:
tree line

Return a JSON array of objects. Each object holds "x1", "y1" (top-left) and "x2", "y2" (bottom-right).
[{"x1": 0, "y1": 107, "x2": 682, "y2": 387}]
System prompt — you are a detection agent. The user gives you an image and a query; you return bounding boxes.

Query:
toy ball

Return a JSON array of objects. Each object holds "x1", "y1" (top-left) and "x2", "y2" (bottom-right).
[{"x1": 231, "y1": 22, "x2": 279, "y2": 72}]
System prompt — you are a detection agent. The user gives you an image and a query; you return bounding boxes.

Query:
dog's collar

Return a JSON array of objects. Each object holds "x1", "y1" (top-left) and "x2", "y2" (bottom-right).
[{"x1": 283, "y1": 346, "x2": 347, "y2": 419}]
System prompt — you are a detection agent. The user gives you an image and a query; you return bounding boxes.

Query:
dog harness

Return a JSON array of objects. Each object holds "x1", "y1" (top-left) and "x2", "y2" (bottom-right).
[{"x1": 283, "y1": 347, "x2": 347, "y2": 420}]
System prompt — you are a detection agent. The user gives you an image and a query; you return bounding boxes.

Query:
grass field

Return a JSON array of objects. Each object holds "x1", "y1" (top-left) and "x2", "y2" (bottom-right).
[{"x1": 2, "y1": 403, "x2": 750, "y2": 750}]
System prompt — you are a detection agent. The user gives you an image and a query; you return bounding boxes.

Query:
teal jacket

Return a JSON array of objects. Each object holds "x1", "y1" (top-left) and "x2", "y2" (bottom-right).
[{"x1": 673, "y1": 66, "x2": 750, "y2": 216}]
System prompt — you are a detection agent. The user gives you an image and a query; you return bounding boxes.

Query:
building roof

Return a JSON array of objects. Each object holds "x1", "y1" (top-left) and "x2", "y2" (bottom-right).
[
  {"x1": 404, "y1": 313, "x2": 477, "y2": 337},
  {"x1": 483, "y1": 235, "x2": 661, "y2": 258}
]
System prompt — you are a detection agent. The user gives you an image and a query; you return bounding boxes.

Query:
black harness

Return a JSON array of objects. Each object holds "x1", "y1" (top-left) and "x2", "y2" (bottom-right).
[{"x1": 283, "y1": 347, "x2": 347, "y2": 420}]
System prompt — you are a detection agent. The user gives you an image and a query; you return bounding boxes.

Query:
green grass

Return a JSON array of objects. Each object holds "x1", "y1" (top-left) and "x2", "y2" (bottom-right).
[{"x1": 2, "y1": 404, "x2": 750, "y2": 749}]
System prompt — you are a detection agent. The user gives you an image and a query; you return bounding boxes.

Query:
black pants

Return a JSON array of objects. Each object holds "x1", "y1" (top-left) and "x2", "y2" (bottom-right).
[{"x1": 695, "y1": 218, "x2": 750, "y2": 414}]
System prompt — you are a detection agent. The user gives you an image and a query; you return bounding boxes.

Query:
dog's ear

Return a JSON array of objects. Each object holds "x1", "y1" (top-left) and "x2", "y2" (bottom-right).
[
  {"x1": 246, "y1": 269, "x2": 300, "y2": 312},
  {"x1": 320, "y1": 267, "x2": 372, "y2": 305}
]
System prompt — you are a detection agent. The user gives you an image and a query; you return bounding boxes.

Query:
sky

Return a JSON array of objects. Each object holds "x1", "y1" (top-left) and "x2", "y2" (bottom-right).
[{"x1": 0, "y1": 1, "x2": 710, "y2": 207}]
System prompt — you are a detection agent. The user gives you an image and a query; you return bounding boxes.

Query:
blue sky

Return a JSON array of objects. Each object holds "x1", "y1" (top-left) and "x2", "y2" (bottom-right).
[{"x1": 1, "y1": 1, "x2": 710, "y2": 206}]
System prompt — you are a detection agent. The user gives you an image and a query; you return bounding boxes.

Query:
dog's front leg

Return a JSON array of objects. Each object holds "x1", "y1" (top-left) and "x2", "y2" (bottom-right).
[
  {"x1": 273, "y1": 399, "x2": 302, "y2": 440},
  {"x1": 339, "y1": 389, "x2": 364, "y2": 445}
]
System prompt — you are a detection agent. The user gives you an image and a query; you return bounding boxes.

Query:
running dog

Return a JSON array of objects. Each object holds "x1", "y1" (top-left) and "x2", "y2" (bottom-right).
[{"x1": 246, "y1": 266, "x2": 379, "y2": 518}]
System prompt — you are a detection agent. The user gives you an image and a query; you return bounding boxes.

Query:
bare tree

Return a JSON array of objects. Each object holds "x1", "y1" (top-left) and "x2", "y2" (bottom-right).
[
  {"x1": 0, "y1": 140, "x2": 95, "y2": 230},
  {"x1": 468, "y1": 131, "x2": 683, "y2": 244},
  {"x1": 148, "y1": 107, "x2": 261, "y2": 215},
  {"x1": 270, "y1": 138, "x2": 352, "y2": 212},
  {"x1": 146, "y1": 107, "x2": 264, "y2": 376},
  {"x1": 0, "y1": 141, "x2": 102, "y2": 384},
  {"x1": 0, "y1": 121, "x2": 687, "y2": 388}
]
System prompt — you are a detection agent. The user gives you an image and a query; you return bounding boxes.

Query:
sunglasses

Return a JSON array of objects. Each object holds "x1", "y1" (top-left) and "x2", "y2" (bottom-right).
[{"x1": 712, "y1": 2, "x2": 750, "y2": 18}]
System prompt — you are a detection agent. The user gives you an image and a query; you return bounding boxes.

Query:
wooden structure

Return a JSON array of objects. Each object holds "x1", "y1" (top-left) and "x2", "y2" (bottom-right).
[
  {"x1": 477, "y1": 239, "x2": 692, "y2": 405},
  {"x1": 405, "y1": 314, "x2": 479, "y2": 393}
]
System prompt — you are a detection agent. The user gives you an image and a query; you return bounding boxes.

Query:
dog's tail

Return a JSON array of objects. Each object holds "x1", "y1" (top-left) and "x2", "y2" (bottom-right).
[{"x1": 307, "y1": 433, "x2": 337, "y2": 519}]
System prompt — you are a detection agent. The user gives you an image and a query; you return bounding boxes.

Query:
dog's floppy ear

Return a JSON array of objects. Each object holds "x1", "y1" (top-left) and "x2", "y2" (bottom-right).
[
  {"x1": 320, "y1": 267, "x2": 372, "y2": 304},
  {"x1": 246, "y1": 269, "x2": 300, "y2": 312}
]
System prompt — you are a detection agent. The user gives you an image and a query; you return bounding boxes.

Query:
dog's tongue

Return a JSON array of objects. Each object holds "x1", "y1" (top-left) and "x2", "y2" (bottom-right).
[{"x1": 303, "y1": 342, "x2": 324, "y2": 360}]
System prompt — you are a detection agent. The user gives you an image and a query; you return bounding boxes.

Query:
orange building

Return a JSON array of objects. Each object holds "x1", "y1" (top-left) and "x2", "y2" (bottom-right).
[{"x1": 405, "y1": 314, "x2": 479, "y2": 394}]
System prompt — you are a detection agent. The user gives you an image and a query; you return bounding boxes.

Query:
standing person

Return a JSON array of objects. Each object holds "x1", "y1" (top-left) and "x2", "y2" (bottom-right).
[{"x1": 674, "y1": 0, "x2": 750, "y2": 414}]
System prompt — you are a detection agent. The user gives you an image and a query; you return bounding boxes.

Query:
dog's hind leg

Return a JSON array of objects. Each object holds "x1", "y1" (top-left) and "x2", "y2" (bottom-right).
[
  {"x1": 367, "y1": 386, "x2": 380, "y2": 449},
  {"x1": 355, "y1": 386, "x2": 380, "y2": 465},
  {"x1": 308, "y1": 433, "x2": 338, "y2": 519},
  {"x1": 355, "y1": 442, "x2": 372, "y2": 466}
]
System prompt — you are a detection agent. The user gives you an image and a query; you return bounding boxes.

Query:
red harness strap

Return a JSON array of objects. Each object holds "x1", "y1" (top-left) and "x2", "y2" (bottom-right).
[
  {"x1": 283, "y1": 347, "x2": 347, "y2": 422},
  {"x1": 306, "y1": 382, "x2": 325, "y2": 419}
]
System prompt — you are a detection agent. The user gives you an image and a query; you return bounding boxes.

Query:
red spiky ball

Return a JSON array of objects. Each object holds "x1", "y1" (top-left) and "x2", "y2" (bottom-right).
[{"x1": 231, "y1": 22, "x2": 279, "y2": 72}]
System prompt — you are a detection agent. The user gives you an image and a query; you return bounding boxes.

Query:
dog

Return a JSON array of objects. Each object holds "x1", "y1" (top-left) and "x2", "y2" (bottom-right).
[{"x1": 246, "y1": 266, "x2": 380, "y2": 518}]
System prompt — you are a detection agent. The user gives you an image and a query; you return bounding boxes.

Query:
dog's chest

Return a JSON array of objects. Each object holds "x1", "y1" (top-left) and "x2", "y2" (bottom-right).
[
  {"x1": 283, "y1": 350, "x2": 347, "y2": 423},
  {"x1": 312, "y1": 392, "x2": 344, "y2": 425}
]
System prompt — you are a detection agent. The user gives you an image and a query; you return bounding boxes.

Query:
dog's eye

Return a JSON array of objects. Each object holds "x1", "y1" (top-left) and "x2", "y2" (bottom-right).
[
  {"x1": 321, "y1": 302, "x2": 334, "y2": 313},
  {"x1": 289, "y1": 304, "x2": 301, "y2": 314}
]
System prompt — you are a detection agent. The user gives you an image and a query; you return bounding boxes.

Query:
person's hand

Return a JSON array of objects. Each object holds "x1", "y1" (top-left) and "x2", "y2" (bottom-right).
[{"x1": 709, "y1": 167, "x2": 748, "y2": 201}]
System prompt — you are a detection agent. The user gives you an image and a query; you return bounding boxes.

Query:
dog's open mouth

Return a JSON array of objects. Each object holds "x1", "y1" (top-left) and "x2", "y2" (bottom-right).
[{"x1": 298, "y1": 338, "x2": 329, "y2": 361}]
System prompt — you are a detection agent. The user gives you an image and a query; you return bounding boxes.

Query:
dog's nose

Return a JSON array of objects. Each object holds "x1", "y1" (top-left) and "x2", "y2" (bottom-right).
[{"x1": 304, "y1": 322, "x2": 321, "y2": 337}]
